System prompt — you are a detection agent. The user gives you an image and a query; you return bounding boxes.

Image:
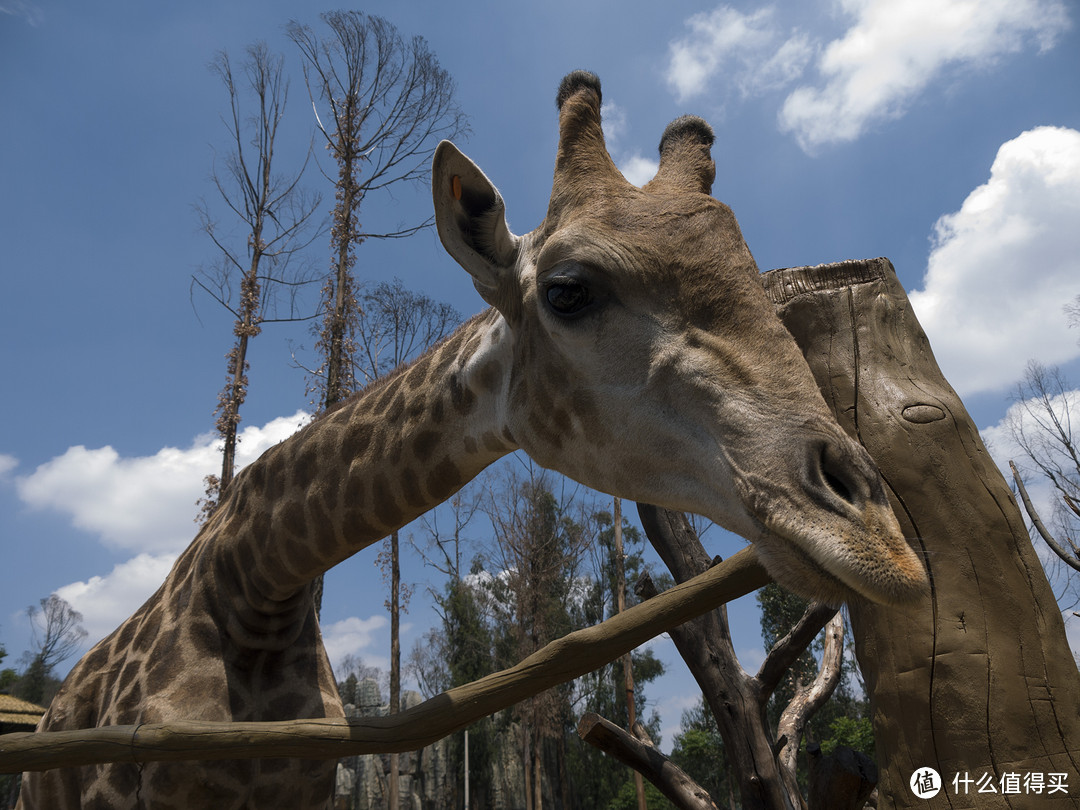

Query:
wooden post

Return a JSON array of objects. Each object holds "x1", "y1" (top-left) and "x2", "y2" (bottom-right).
[
  {"x1": 762, "y1": 258, "x2": 1080, "y2": 809},
  {"x1": 614, "y1": 497, "x2": 648, "y2": 810}
]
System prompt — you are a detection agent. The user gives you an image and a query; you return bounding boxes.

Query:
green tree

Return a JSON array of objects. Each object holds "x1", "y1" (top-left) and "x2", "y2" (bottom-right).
[
  {"x1": 486, "y1": 469, "x2": 592, "y2": 810},
  {"x1": 667, "y1": 697, "x2": 733, "y2": 805},
  {"x1": 0, "y1": 636, "x2": 15, "y2": 693},
  {"x1": 606, "y1": 779, "x2": 674, "y2": 810},
  {"x1": 415, "y1": 492, "x2": 495, "y2": 809},
  {"x1": 566, "y1": 506, "x2": 668, "y2": 809}
]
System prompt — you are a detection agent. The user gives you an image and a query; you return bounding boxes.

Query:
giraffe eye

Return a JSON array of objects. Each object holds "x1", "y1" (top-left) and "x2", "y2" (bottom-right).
[{"x1": 545, "y1": 282, "x2": 592, "y2": 317}]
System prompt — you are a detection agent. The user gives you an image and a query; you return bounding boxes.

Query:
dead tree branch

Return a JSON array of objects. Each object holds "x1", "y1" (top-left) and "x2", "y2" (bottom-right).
[
  {"x1": 775, "y1": 612, "x2": 845, "y2": 797},
  {"x1": 1011, "y1": 460, "x2": 1080, "y2": 573},
  {"x1": 577, "y1": 713, "x2": 718, "y2": 810}
]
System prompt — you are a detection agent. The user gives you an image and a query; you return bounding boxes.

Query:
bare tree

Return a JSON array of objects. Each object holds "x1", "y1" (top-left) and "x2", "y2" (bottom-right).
[
  {"x1": 352, "y1": 278, "x2": 460, "y2": 807},
  {"x1": 286, "y1": 11, "x2": 468, "y2": 413},
  {"x1": 1066, "y1": 293, "x2": 1080, "y2": 332},
  {"x1": 192, "y1": 43, "x2": 323, "y2": 520},
  {"x1": 17, "y1": 596, "x2": 88, "y2": 705},
  {"x1": 353, "y1": 278, "x2": 459, "y2": 386},
  {"x1": 1008, "y1": 361, "x2": 1080, "y2": 597}
]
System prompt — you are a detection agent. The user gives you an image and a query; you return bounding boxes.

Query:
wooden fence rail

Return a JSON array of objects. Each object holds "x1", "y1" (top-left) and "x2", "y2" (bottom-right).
[{"x1": 1, "y1": 546, "x2": 769, "y2": 774}]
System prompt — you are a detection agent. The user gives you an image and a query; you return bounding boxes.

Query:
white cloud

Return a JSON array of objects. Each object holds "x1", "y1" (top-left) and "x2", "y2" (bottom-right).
[
  {"x1": 0, "y1": 0, "x2": 44, "y2": 27},
  {"x1": 54, "y1": 552, "x2": 179, "y2": 650},
  {"x1": 602, "y1": 100, "x2": 661, "y2": 187},
  {"x1": 779, "y1": 0, "x2": 1070, "y2": 151},
  {"x1": 620, "y1": 155, "x2": 661, "y2": 187},
  {"x1": 0, "y1": 453, "x2": 17, "y2": 478},
  {"x1": 15, "y1": 411, "x2": 309, "y2": 554},
  {"x1": 908, "y1": 127, "x2": 1080, "y2": 397},
  {"x1": 655, "y1": 689, "x2": 702, "y2": 748},
  {"x1": 666, "y1": 6, "x2": 812, "y2": 103},
  {"x1": 322, "y1": 615, "x2": 389, "y2": 674}
]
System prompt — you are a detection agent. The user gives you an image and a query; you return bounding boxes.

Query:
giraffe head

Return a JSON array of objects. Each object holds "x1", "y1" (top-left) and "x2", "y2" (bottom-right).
[{"x1": 433, "y1": 71, "x2": 926, "y2": 605}]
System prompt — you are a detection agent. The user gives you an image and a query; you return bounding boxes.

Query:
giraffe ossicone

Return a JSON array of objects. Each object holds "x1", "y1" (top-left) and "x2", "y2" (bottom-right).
[{"x1": 19, "y1": 71, "x2": 926, "y2": 809}]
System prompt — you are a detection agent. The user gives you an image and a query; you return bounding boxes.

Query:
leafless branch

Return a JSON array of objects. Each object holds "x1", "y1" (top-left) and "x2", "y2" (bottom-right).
[
  {"x1": 775, "y1": 612, "x2": 845, "y2": 795},
  {"x1": 753, "y1": 602, "x2": 838, "y2": 699},
  {"x1": 577, "y1": 713, "x2": 719, "y2": 810},
  {"x1": 1010, "y1": 460, "x2": 1080, "y2": 573}
]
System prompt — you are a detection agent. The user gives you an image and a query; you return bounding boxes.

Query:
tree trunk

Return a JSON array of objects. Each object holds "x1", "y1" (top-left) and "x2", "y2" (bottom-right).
[
  {"x1": 523, "y1": 731, "x2": 533, "y2": 810},
  {"x1": 761, "y1": 257, "x2": 1080, "y2": 809},
  {"x1": 389, "y1": 530, "x2": 401, "y2": 809},
  {"x1": 578, "y1": 713, "x2": 719, "y2": 809},
  {"x1": 533, "y1": 740, "x2": 543, "y2": 810},
  {"x1": 637, "y1": 506, "x2": 801, "y2": 810},
  {"x1": 613, "y1": 497, "x2": 648, "y2": 810},
  {"x1": 324, "y1": 126, "x2": 358, "y2": 413},
  {"x1": 219, "y1": 331, "x2": 248, "y2": 494}
]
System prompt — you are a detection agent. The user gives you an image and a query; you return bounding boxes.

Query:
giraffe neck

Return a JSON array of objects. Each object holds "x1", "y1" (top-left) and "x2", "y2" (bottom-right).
[{"x1": 202, "y1": 309, "x2": 515, "y2": 627}]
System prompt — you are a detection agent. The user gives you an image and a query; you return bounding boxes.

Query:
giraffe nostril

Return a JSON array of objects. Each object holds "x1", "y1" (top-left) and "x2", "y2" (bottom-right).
[
  {"x1": 815, "y1": 442, "x2": 867, "y2": 511},
  {"x1": 823, "y1": 465, "x2": 855, "y2": 505}
]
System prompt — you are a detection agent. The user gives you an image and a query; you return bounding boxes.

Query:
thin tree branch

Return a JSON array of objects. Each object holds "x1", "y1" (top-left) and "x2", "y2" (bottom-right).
[
  {"x1": 1010, "y1": 460, "x2": 1080, "y2": 573},
  {"x1": 753, "y1": 602, "x2": 838, "y2": 700}
]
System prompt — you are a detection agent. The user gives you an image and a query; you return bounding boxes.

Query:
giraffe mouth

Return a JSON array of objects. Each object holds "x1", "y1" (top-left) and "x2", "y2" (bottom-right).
[{"x1": 744, "y1": 494, "x2": 927, "y2": 607}]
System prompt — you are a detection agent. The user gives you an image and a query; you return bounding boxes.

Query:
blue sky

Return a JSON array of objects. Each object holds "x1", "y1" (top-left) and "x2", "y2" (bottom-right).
[{"x1": 2, "y1": 0, "x2": 1079, "y2": 747}]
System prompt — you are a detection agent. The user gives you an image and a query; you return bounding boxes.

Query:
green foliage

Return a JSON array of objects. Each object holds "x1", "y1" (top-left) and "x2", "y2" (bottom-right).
[
  {"x1": 820, "y1": 715, "x2": 875, "y2": 759},
  {"x1": 606, "y1": 777, "x2": 676, "y2": 810},
  {"x1": 669, "y1": 697, "x2": 731, "y2": 804},
  {"x1": 339, "y1": 673, "x2": 360, "y2": 706},
  {"x1": 0, "y1": 638, "x2": 14, "y2": 694},
  {"x1": 15, "y1": 656, "x2": 49, "y2": 705},
  {"x1": 758, "y1": 582, "x2": 819, "y2": 728}
]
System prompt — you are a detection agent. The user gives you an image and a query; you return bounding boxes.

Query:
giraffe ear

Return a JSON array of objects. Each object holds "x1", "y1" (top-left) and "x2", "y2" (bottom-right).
[{"x1": 433, "y1": 141, "x2": 520, "y2": 311}]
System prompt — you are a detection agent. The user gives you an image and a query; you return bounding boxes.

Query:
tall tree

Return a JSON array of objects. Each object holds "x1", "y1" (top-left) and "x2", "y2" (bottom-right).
[
  {"x1": 353, "y1": 279, "x2": 459, "y2": 808},
  {"x1": 16, "y1": 596, "x2": 87, "y2": 705},
  {"x1": 414, "y1": 491, "x2": 494, "y2": 809},
  {"x1": 568, "y1": 505, "x2": 667, "y2": 809},
  {"x1": 192, "y1": 43, "x2": 322, "y2": 519},
  {"x1": 286, "y1": 11, "x2": 467, "y2": 413},
  {"x1": 611, "y1": 498, "x2": 647, "y2": 810},
  {"x1": 485, "y1": 469, "x2": 591, "y2": 810}
]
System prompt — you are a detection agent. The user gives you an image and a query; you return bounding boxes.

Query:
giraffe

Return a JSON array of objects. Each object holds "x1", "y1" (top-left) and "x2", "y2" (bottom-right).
[{"x1": 19, "y1": 71, "x2": 926, "y2": 809}]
